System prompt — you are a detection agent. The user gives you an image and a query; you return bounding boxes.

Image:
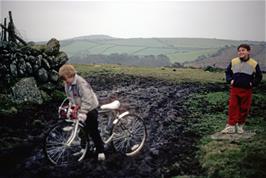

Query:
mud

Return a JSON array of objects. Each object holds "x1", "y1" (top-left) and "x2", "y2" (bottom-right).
[{"x1": 0, "y1": 73, "x2": 225, "y2": 178}]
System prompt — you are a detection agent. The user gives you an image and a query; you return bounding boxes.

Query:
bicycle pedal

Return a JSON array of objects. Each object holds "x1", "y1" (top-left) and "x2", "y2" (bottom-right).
[
  {"x1": 62, "y1": 126, "x2": 73, "y2": 132},
  {"x1": 72, "y1": 149, "x2": 86, "y2": 156}
]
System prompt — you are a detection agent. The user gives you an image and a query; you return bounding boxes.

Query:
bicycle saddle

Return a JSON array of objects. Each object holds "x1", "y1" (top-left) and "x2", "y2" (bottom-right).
[{"x1": 100, "y1": 100, "x2": 120, "y2": 110}]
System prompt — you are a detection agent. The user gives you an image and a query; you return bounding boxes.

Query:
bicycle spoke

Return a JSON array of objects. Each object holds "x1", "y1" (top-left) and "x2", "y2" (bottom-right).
[
  {"x1": 112, "y1": 133, "x2": 129, "y2": 141},
  {"x1": 55, "y1": 147, "x2": 66, "y2": 164},
  {"x1": 114, "y1": 139, "x2": 128, "y2": 153},
  {"x1": 46, "y1": 141, "x2": 64, "y2": 147},
  {"x1": 47, "y1": 148, "x2": 64, "y2": 164}
]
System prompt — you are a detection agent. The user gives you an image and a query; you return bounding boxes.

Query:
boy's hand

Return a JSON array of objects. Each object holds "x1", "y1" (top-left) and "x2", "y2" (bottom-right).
[
  {"x1": 67, "y1": 107, "x2": 72, "y2": 118},
  {"x1": 78, "y1": 113, "x2": 87, "y2": 122}
]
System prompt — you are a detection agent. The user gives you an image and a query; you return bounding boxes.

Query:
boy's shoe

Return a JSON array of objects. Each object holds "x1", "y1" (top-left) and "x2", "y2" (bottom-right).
[
  {"x1": 98, "y1": 153, "x2": 106, "y2": 161},
  {"x1": 72, "y1": 148, "x2": 86, "y2": 156},
  {"x1": 237, "y1": 124, "x2": 244, "y2": 134},
  {"x1": 221, "y1": 124, "x2": 236, "y2": 134}
]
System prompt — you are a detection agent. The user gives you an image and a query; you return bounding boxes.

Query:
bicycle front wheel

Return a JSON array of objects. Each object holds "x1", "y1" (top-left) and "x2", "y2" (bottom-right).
[
  {"x1": 44, "y1": 121, "x2": 88, "y2": 165},
  {"x1": 112, "y1": 114, "x2": 146, "y2": 156}
]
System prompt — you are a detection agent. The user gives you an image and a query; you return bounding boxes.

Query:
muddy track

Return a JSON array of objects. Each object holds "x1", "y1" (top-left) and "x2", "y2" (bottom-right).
[{"x1": 0, "y1": 74, "x2": 225, "y2": 178}]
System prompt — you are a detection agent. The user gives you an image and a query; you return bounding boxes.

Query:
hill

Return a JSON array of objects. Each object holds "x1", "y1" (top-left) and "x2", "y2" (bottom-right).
[
  {"x1": 60, "y1": 35, "x2": 264, "y2": 66},
  {"x1": 184, "y1": 43, "x2": 266, "y2": 71}
]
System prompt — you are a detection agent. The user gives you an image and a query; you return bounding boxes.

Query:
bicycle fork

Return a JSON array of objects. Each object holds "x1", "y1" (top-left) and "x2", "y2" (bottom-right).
[{"x1": 66, "y1": 120, "x2": 80, "y2": 146}]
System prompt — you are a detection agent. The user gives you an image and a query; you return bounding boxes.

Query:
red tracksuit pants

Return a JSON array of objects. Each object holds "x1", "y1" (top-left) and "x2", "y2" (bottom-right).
[{"x1": 227, "y1": 86, "x2": 252, "y2": 126}]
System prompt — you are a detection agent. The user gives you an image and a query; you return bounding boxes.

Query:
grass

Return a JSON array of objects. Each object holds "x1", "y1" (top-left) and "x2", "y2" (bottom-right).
[
  {"x1": 75, "y1": 64, "x2": 266, "y2": 84},
  {"x1": 185, "y1": 90, "x2": 266, "y2": 178},
  {"x1": 74, "y1": 64, "x2": 226, "y2": 83}
]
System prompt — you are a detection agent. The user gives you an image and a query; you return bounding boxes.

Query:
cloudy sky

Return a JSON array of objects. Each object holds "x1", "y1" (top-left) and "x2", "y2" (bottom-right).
[{"x1": 0, "y1": 0, "x2": 265, "y2": 42}]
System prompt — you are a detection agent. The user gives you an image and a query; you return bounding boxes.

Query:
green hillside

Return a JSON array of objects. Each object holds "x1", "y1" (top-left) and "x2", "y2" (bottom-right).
[{"x1": 61, "y1": 36, "x2": 260, "y2": 64}]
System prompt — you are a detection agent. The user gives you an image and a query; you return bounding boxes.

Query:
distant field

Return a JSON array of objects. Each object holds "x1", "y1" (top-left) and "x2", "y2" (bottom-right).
[
  {"x1": 61, "y1": 37, "x2": 257, "y2": 64},
  {"x1": 167, "y1": 48, "x2": 218, "y2": 63}
]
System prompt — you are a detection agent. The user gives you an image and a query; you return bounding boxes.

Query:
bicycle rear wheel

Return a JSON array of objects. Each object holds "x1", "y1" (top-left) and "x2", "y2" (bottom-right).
[
  {"x1": 44, "y1": 121, "x2": 88, "y2": 165},
  {"x1": 112, "y1": 114, "x2": 146, "y2": 156}
]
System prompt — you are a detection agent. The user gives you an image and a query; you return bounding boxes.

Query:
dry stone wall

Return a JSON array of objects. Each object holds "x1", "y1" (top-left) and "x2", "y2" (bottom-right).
[
  {"x1": 0, "y1": 38, "x2": 68, "y2": 104},
  {"x1": 0, "y1": 38, "x2": 68, "y2": 87}
]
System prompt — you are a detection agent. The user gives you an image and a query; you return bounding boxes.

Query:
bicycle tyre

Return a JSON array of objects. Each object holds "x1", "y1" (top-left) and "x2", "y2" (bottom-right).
[
  {"x1": 112, "y1": 114, "x2": 146, "y2": 156},
  {"x1": 44, "y1": 121, "x2": 88, "y2": 165}
]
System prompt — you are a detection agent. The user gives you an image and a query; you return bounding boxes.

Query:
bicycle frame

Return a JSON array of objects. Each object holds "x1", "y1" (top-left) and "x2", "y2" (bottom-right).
[
  {"x1": 45, "y1": 98, "x2": 146, "y2": 165},
  {"x1": 58, "y1": 98, "x2": 131, "y2": 147},
  {"x1": 65, "y1": 120, "x2": 80, "y2": 146},
  {"x1": 98, "y1": 109, "x2": 130, "y2": 145}
]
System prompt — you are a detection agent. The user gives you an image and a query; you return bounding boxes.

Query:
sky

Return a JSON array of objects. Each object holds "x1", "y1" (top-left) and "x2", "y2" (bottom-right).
[{"x1": 0, "y1": 0, "x2": 265, "y2": 42}]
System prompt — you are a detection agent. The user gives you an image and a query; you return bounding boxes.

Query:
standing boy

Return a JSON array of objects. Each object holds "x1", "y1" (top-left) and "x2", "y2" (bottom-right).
[{"x1": 221, "y1": 44, "x2": 262, "y2": 134}]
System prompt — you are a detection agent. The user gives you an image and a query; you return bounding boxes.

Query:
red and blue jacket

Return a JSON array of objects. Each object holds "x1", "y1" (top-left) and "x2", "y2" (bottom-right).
[{"x1": 226, "y1": 57, "x2": 262, "y2": 88}]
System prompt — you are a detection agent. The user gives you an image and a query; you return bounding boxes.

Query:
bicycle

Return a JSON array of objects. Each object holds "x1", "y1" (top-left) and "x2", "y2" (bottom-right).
[{"x1": 44, "y1": 98, "x2": 147, "y2": 165}]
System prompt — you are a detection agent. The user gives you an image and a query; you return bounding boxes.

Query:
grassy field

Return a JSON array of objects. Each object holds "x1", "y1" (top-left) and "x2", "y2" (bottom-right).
[
  {"x1": 184, "y1": 90, "x2": 266, "y2": 178},
  {"x1": 74, "y1": 64, "x2": 226, "y2": 83},
  {"x1": 75, "y1": 64, "x2": 266, "y2": 84}
]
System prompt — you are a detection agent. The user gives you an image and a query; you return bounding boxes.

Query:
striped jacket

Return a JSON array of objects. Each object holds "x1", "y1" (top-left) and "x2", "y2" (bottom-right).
[
  {"x1": 226, "y1": 57, "x2": 262, "y2": 88},
  {"x1": 65, "y1": 74, "x2": 99, "y2": 114}
]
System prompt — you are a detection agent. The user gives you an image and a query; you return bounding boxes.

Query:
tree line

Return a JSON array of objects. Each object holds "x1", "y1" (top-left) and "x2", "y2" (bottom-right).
[{"x1": 70, "y1": 53, "x2": 171, "y2": 67}]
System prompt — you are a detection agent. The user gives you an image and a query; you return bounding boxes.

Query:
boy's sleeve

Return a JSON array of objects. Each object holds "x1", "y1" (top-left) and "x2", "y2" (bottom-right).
[
  {"x1": 253, "y1": 64, "x2": 263, "y2": 86},
  {"x1": 78, "y1": 81, "x2": 99, "y2": 114},
  {"x1": 225, "y1": 62, "x2": 233, "y2": 83}
]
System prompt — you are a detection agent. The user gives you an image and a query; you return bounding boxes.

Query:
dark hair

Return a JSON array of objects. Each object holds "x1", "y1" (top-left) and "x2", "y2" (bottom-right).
[{"x1": 237, "y1": 44, "x2": 251, "y2": 51}]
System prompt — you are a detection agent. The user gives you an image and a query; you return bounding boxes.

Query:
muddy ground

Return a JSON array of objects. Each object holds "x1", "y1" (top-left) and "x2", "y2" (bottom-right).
[{"x1": 0, "y1": 74, "x2": 225, "y2": 178}]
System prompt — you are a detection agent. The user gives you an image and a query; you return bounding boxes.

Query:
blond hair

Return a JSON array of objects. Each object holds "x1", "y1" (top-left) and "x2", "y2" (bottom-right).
[{"x1": 58, "y1": 64, "x2": 76, "y2": 79}]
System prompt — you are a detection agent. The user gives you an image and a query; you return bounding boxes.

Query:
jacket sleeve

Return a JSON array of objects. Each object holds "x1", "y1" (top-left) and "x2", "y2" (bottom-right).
[
  {"x1": 225, "y1": 62, "x2": 233, "y2": 83},
  {"x1": 253, "y1": 64, "x2": 263, "y2": 87},
  {"x1": 78, "y1": 80, "x2": 99, "y2": 114}
]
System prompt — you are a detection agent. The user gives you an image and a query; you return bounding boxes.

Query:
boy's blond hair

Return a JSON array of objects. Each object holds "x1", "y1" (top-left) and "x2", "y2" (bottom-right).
[{"x1": 59, "y1": 64, "x2": 76, "y2": 79}]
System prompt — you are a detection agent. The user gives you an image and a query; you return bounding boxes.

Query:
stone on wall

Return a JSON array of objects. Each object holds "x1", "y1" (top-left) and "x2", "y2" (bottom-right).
[
  {"x1": 37, "y1": 68, "x2": 48, "y2": 82},
  {"x1": 11, "y1": 77, "x2": 43, "y2": 104},
  {"x1": 46, "y1": 38, "x2": 60, "y2": 55}
]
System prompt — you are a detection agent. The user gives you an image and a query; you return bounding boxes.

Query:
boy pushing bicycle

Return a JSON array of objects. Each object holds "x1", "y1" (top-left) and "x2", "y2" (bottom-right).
[{"x1": 58, "y1": 64, "x2": 105, "y2": 161}]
